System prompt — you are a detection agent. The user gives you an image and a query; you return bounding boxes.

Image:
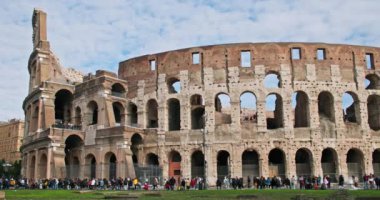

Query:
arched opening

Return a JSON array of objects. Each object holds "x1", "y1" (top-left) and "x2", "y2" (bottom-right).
[
  {"x1": 168, "y1": 78, "x2": 181, "y2": 94},
  {"x1": 112, "y1": 102, "x2": 124, "y2": 125},
  {"x1": 292, "y1": 91, "x2": 310, "y2": 128},
  {"x1": 169, "y1": 151, "x2": 182, "y2": 180},
  {"x1": 240, "y1": 92, "x2": 257, "y2": 123},
  {"x1": 346, "y1": 148, "x2": 364, "y2": 181},
  {"x1": 87, "y1": 101, "x2": 98, "y2": 125},
  {"x1": 146, "y1": 153, "x2": 159, "y2": 166},
  {"x1": 168, "y1": 98, "x2": 181, "y2": 131},
  {"x1": 318, "y1": 91, "x2": 335, "y2": 122},
  {"x1": 321, "y1": 148, "x2": 338, "y2": 182},
  {"x1": 111, "y1": 83, "x2": 126, "y2": 97},
  {"x1": 268, "y1": 148, "x2": 286, "y2": 178},
  {"x1": 266, "y1": 93, "x2": 283, "y2": 129},
  {"x1": 55, "y1": 89, "x2": 73, "y2": 125},
  {"x1": 217, "y1": 150, "x2": 230, "y2": 181},
  {"x1": 295, "y1": 148, "x2": 313, "y2": 177},
  {"x1": 74, "y1": 107, "x2": 81, "y2": 126},
  {"x1": 242, "y1": 150, "x2": 259, "y2": 184},
  {"x1": 191, "y1": 94, "x2": 205, "y2": 129},
  {"x1": 38, "y1": 154, "x2": 47, "y2": 179},
  {"x1": 342, "y1": 92, "x2": 360, "y2": 124},
  {"x1": 191, "y1": 94, "x2": 203, "y2": 106},
  {"x1": 146, "y1": 99, "x2": 158, "y2": 128},
  {"x1": 191, "y1": 107, "x2": 205, "y2": 129},
  {"x1": 105, "y1": 152, "x2": 117, "y2": 180},
  {"x1": 30, "y1": 156, "x2": 36, "y2": 178},
  {"x1": 32, "y1": 106, "x2": 39, "y2": 132},
  {"x1": 373, "y1": 149, "x2": 380, "y2": 176},
  {"x1": 367, "y1": 95, "x2": 380, "y2": 131},
  {"x1": 365, "y1": 74, "x2": 380, "y2": 89},
  {"x1": 215, "y1": 93, "x2": 231, "y2": 125},
  {"x1": 191, "y1": 150, "x2": 205, "y2": 178},
  {"x1": 65, "y1": 135, "x2": 83, "y2": 179},
  {"x1": 85, "y1": 154, "x2": 96, "y2": 179},
  {"x1": 131, "y1": 133, "x2": 143, "y2": 164},
  {"x1": 264, "y1": 72, "x2": 281, "y2": 88},
  {"x1": 127, "y1": 102, "x2": 138, "y2": 127}
]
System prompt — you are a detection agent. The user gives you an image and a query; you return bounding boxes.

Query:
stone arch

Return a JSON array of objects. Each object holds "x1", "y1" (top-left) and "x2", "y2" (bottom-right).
[
  {"x1": 266, "y1": 93, "x2": 283, "y2": 129},
  {"x1": 365, "y1": 74, "x2": 380, "y2": 89},
  {"x1": 342, "y1": 92, "x2": 361, "y2": 124},
  {"x1": 146, "y1": 153, "x2": 159, "y2": 166},
  {"x1": 295, "y1": 148, "x2": 313, "y2": 177},
  {"x1": 32, "y1": 105, "x2": 39, "y2": 132},
  {"x1": 242, "y1": 149, "x2": 260, "y2": 180},
  {"x1": 65, "y1": 134, "x2": 83, "y2": 179},
  {"x1": 264, "y1": 71, "x2": 281, "y2": 88},
  {"x1": 112, "y1": 101, "x2": 124, "y2": 125},
  {"x1": 38, "y1": 153, "x2": 47, "y2": 179},
  {"x1": 74, "y1": 106, "x2": 81, "y2": 126},
  {"x1": 367, "y1": 95, "x2": 380, "y2": 130},
  {"x1": 215, "y1": 93, "x2": 231, "y2": 125},
  {"x1": 55, "y1": 89, "x2": 73, "y2": 124},
  {"x1": 104, "y1": 152, "x2": 117, "y2": 179},
  {"x1": 146, "y1": 99, "x2": 158, "y2": 128},
  {"x1": 167, "y1": 77, "x2": 181, "y2": 93},
  {"x1": 168, "y1": 150, "x2": 182, "y2": 180},
  {"x1": 87, "y1": 101, "x2": 98, "y2": 125},
  {"x1": 191, "y1": 150, "x2": 205, "y2": 178},
  {"x1": 191, "y1": 94, "x2": 205, "y2": 129},
  {"x1": 30, "y1": 155, "x2": 36, "y2": 178},
  {"x1": 268, "y1": 148, "x2": 286, "y2": 178},
  {"x1": 168, "y1": 98, "x2": 181, "y2": 131},
  {"x1": 318, "y1": 91, "x2": 335, "y2": 122},
  {"x1": 217, "y1": 150, "x2": 230, "y2": 181},
  {"x1": 373, "y1": 149, "x2": 380, "y2": 176},
  {"x1": 346, "y1": 148, "x2": 365, "y2": 180},
  {"x1": 127, "y1": 102, "x2": 138, "y2": 127},
  {"x1": 321, "y1": 148, "x2": 339, "y2": 182},
  {"x1": 240, "y1": 91, "x2": 257, "y2": 123},
  {"x1": 111, "y1": 83, "x2": 126, "y2": 97},
  {"x1": 131, "y1": 133, "x2": 143, "y2": 164},
  {"x1": 292, "y1": 91, "x2": 310, "y2": 128},
  {"x1": 85, "y1": 154, "x2": 97, "y2": 179}
]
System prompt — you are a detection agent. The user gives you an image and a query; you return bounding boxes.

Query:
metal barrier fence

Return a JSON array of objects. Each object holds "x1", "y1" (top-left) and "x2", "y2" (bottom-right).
[
  {"x1": 134, "y1": 164, "x2": 163, "y2": 184},
  {"x1": 347, "y1": 163, "x2": 363, "y2": 181},
  {"x1": 296, "y1": 163, "x2": 311, "y2": 177},
  {"x1": 322, "y1": 163, "x2": 337, "y2": 182},
  {"x1": 217, "y1": 165, "x2": 229, "y2": 181},
  {"x1": 374, "y1": 163, "x2": 380, "y2": 176}
]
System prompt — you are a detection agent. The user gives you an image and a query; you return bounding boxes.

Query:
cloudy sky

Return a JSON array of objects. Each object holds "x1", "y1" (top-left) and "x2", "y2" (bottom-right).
[{"x1": 0, "y1": 0, "x2": 380, "y2": 121}]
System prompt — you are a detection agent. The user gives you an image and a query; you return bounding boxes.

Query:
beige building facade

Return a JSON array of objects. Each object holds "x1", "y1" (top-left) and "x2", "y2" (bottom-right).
[
  {"x1": 0, "y1": 119, "x2": 24, "y2": 163},
  {"x1": 21, "y1": 9, "x2": 380, "y2": 185}
]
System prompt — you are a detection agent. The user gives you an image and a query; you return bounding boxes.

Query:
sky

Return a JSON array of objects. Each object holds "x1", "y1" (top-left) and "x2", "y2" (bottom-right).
[{"x1": 1, "y1": 0, "x2": 380, "y2": 121}]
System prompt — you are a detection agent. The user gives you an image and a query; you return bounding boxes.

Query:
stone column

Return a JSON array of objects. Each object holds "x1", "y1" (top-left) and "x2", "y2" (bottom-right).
[{"x1": 46, "y1": 146, "x2": 52, "y2": 178}]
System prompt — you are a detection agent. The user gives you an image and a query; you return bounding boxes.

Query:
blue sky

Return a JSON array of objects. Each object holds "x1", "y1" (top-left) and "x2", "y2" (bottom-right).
[{"x1": 0, "y1": 0, "x2": 380, "y2": 121}]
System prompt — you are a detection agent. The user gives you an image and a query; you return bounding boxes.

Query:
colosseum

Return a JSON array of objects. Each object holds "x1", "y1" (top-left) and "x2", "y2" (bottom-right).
[{"x1": 21, "y1": 9, "x2": 380, "y2": 185}]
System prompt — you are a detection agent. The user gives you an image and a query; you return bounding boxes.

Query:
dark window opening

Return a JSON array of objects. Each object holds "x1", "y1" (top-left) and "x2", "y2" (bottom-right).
[
  {"x1": 366, "y1": 53, "x2": 374, "y2": 69},
  {"x1": 168, "y1": 78, "x2": 181, "y2": 94},
  {"x1": 146, "y1": 99, "x2": 158, "y2": 128},
  {"x1": 215, "y1": 93, "x2": 231, "y2": 125},
  {"x1": 168, "y1": 98, "x2": 181, "y2": 131},
  {"x1": 367, "y1": 95, "x2": 380, "y2": 131},
  {"x1": 127, "y1": 103, "x2": 138, "y2": 127},
  {"x1": 292, "y1": 91, "x2": 310, "y2": 128},
  {"x1": 266, "y1": 94, "x2": 283, "y2": 129},
  {"x1": 241, "y1": 51, "x2": 251, "y2": 67},
  {"x1": 55, "y1": 89, "x2": 73, "y2": 125},
  {"x1": 317, "y1": 48, "x2": 326, "y2": 60},
  {"x1": 291, "y1": 48, "x2": 301, "y2": 60}
]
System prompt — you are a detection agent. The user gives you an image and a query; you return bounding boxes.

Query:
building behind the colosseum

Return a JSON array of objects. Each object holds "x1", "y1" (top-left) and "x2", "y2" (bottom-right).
[
  {"x1": 0, "y1": 119, "x2": 24, "y2": 163},
  {"x1": 21, "y1": 9, "x2": 380, "y2": 185}
]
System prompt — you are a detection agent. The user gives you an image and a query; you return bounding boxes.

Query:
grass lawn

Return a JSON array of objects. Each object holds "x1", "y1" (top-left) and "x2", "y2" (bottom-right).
[{"x1": 4, "y1": 189, "x2": 380, "y2": 200}]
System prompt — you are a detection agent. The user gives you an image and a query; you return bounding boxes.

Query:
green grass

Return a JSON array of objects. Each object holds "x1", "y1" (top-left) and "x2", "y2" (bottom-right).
[{"x1": 3, "y1": 189, "x2": 380, "y2": 200}]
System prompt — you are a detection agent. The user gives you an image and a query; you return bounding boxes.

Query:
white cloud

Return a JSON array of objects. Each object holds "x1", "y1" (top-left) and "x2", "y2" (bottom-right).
[{"x1": 0, "y1": 0, "x2": 380, "y2": 120}]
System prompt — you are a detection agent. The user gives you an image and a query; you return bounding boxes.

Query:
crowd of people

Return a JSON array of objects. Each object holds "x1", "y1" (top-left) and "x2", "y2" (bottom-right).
[{"x1": 0, "y1": 174, "x2": 379, "y2": 191}]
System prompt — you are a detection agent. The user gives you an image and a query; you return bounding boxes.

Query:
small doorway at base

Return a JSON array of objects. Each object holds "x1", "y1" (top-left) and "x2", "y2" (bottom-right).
[{"x1": 168, "y1": 151, "x2": 181, "y2": 181}]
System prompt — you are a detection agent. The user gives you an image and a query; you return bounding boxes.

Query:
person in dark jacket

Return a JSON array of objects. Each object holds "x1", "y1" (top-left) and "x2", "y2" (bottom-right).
[{"x1": 338, "y1": 175, "x2": 344, "y2": 189}]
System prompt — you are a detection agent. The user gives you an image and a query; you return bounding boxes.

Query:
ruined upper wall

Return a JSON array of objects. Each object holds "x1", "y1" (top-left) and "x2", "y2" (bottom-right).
[{"x1": 118, "y1": 43, "x2": 380, "y2": 98}]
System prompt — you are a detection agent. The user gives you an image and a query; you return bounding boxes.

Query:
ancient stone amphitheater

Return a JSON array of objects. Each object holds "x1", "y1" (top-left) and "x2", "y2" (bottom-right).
[{"x1": 21, "y1": 9, "x2": 380, "y2": 185}]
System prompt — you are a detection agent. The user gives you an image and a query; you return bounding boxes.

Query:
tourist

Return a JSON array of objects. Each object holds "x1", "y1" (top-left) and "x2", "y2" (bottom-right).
[
  {"x1": 338, "y1": 175, "x2": 344, "y2": 189},
  {"x1": 216, "y1": 178, "x2": 222, "y2": 190},
  {"x1": 153, "y1": 177, "x2": 158, "y2": 190}
]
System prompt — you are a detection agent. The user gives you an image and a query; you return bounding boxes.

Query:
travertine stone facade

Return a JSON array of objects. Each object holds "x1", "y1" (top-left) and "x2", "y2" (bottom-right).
[
  {"x1": 21, "y1": 9, "x2": 380, "y2": 185},
  {"x1": 0, "y1": 119, "x2": 24, "y2": 163}
]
